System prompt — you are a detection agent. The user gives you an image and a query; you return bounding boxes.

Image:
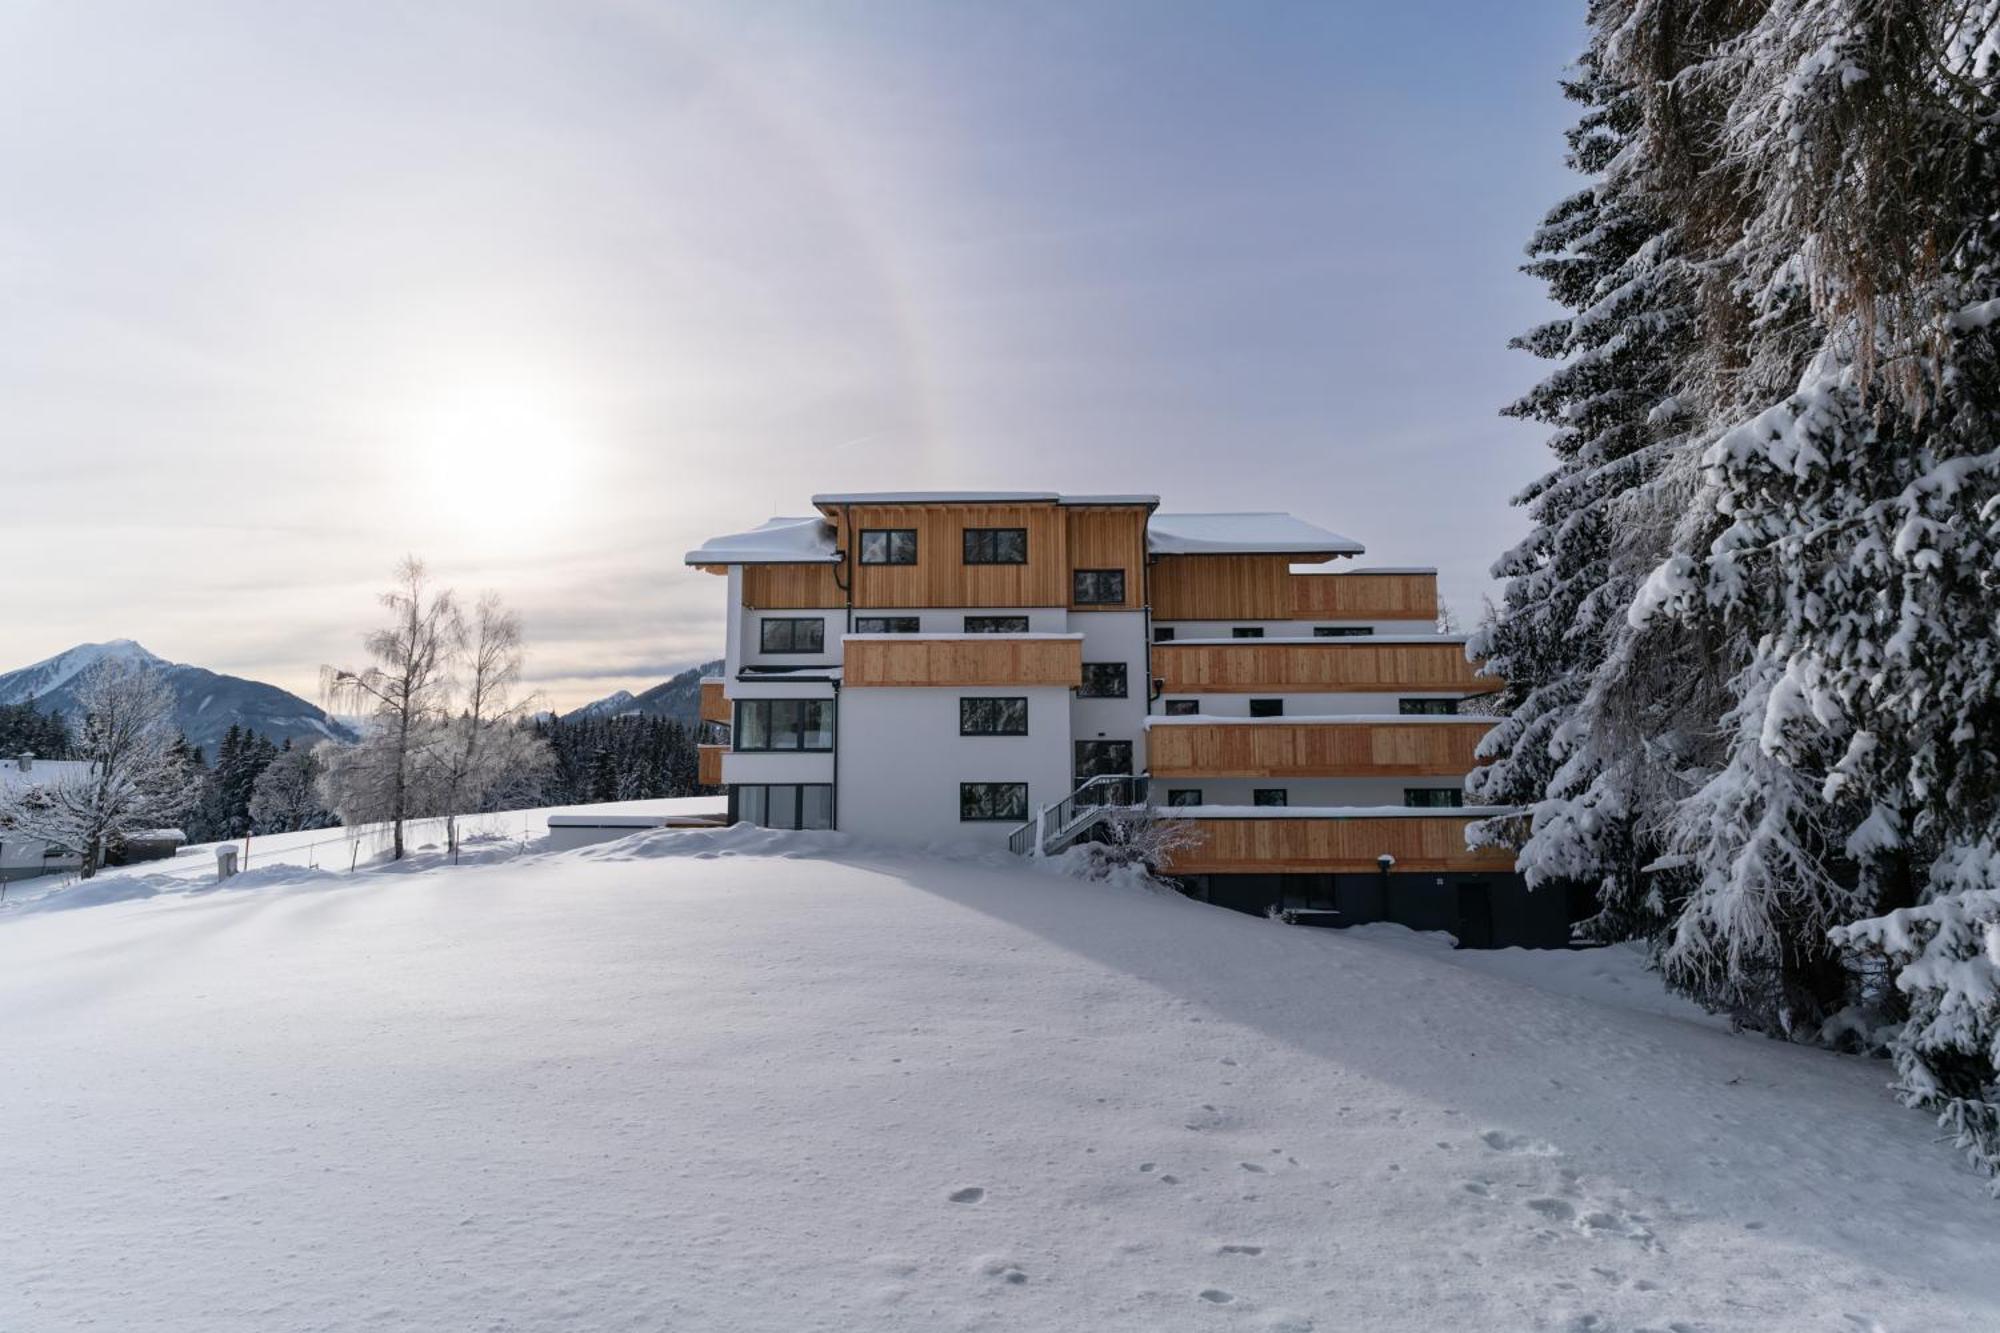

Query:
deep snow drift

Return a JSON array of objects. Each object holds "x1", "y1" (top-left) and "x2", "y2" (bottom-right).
[{"x1": 2, "y1": 823, "x2": 1996, "y2": 1332}]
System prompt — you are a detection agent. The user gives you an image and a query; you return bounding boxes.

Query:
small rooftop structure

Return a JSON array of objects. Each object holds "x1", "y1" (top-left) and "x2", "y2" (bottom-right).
[{"x1": 1147, "y1": 512, "x2": 1365, "y2": 560}]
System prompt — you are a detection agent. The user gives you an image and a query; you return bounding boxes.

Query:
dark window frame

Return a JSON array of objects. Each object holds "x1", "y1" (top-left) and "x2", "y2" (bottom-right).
[
  {"x1": 1248, "y1": 698, "x2": 1284, "y2": 718},
  {"x1": 1231, "y1": 626, "x2": 1265, "y2": 639},
  {"x1": 961, "y1": 527, "x2": 1028, "y2": 565},
  {"x1": 1399, "y1": 698, "x2": 1460, "y2": 716},
  {"x1": 759, "y1": 617, "x2": 826, "y2": 655},
  {"x1": 854, "y1": 616, "x2": 920, "y2": 634},
  {"x1": 1166, "y1": 788, "x2": 1204, "y2": 808},
  {"x1": 1153, "y1": 626, "x2": 1176, "y2": 642},
  {"x1": 1313, "y1": 625, "x2": 1374, "y2": 637},
  {"x1": 964, "y1": 615, "x2": 1030, "y2": 634},
  {"x1": 1078, "y1": 662, "x2": 1129, "y2": 699},
  {"x1": 858, "y1": 528, "x2": 918, "y2": 566},
  {"x1": 1252, "y1": 788, "x2": 1289, "y2": 807},
  {"x1": 731, "y1": 782, "x2": 834, "y2": 830},
  {"x1": 1163, "y1": 699, "x2": 1198, "y2": 716},
  {"x1": 1072, "y1": 569, "x2": 1126, "y2": 605},
  {"x1": 960, "y1": 781, "x2": 1030, "y2": 822},
  {"x1": 959, "y1": 696, "x2": 1029, "y2": 737},
  {"x1": 1403, "y1": 788, "x2": 1465, "y2": 809},
  {"x1": 733, "y1": 698, "x2": 836, "y2": 752}
]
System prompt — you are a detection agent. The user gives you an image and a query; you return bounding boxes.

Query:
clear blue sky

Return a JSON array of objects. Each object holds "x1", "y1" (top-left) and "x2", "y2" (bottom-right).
[{"x1": 0, "y1": 1, "x2": 1582, "y2": 707}]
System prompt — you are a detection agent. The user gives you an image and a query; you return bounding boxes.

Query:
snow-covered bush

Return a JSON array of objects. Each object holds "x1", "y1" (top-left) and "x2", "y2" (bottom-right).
[{"x1": 1055, "y1": 806, "x2": 1201, "y2": 885}]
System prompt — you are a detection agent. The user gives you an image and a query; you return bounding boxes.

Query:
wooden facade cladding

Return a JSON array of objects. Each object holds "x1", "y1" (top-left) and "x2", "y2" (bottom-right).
[
  {"x1": 1147, "y1": 719, "x2": 1494, "y2": 779},
  {"x1": 697, "y1": 744, "x2": 725, "y2": 787},
  {"x1": 698, "y1": 679, "x2": 730, "y2": 724},
  {"x1": 1152, "y1": 640, "x2": 1492, "y2": 694},
  {"x1": 1063, "y1": 505, "x2": 1148, "y2": 611},
  {"x1": 1287, "y1": 571, "x2": 1437, "y2": 621},
  {"x1": 834, "y1": 503, "x2": 1066, "y2": 608},
  {"x1": 843, "y1": 636, "x2": 1083, "y2": 688},
  {"x1": 741, "y1": 562, "x2": 845, "y2": 609},
  {"x1": 1150, "y1": 554, "x2": 1291, "y2": 620},
  {"x1": 1163, "y1": 816, "x2": 1516, "y2": 875}
]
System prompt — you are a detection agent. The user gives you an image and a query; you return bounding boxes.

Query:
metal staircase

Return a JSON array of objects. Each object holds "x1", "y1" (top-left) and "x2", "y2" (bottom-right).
[{"x1": 1006, "y1": 774, "x2": 1151, "y2": 858}]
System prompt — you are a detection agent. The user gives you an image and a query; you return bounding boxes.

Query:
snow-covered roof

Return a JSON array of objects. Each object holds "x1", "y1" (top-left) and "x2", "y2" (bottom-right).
[
  {"x1": 1147, "y1": 512, "x2": 1365, "y2": 558},
  {"x1": 810, "y1": 491, "x2": 1159, "y2": 508},
  {"x1": 0, "y1": 758, "x2": 93, "y2": 791},
  {"x1": 684, "y1": 516, "x2": 838, "y2": 567}
]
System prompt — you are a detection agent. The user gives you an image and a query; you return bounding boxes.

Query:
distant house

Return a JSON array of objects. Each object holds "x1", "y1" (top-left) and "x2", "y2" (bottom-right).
[{"x1": 0, "y1": 753, "x2": 91, "y2": 881}]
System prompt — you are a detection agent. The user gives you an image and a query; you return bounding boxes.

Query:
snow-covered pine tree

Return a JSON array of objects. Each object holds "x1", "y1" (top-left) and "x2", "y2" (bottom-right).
[
  {"x1": 1620, "y1": 0, "x2": 2000, "y2": 1074},
  {"x1": 1467, "y1": 27, "x2": 1702, "y2": 942}
]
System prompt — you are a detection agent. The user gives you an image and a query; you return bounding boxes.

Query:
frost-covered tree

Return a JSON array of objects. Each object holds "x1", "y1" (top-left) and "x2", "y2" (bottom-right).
[
  {"x1": 1467, "y1": 32, "x2": 1705, "y2": 942},
  {"x1": 247, "y1": 741, "x2": 337, "y2": 834},
  {"x1": 0, "y1": 658, "x2": 194, "y2": 877},
  {"x1": 435, "y1": 594, "x2": 547, "y2": 857},
  {"x1": 323, "y1": 558, "x2": 461, "y2": 860}
]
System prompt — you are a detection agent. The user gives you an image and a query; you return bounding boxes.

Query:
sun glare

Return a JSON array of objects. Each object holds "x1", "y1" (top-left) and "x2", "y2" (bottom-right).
[{"x1": 420, "y1": 382, "x2": 583, "y2": 541}]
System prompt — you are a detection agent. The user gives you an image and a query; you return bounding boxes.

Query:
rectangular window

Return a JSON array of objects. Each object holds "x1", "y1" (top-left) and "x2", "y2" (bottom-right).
[
  {"x1": 964, "y1": 615, "x2": 1030, "y2": 634},
  {"x1": 733, "y1": 698, "x2": 836, "y2": 751},
  {"x1": 732, "y1": 783, "x2": 834, "y2": 829},
  {"x1": 854, "y1": 616, "x2": 920, "y2": 633},
  {"x1": 1231, "y1": 627, "x2": 1265, "y2": 639},
  {"x1": 1313, "y1": 626, "x2": 1373, "y2": 637},
  {"x1": 961, "y1": 527, "x2": 1028, "y2": 564},
  {"x1": 858, "y1": 529, "x2": 917, "y2": 565},
  {"x1": 1072, "y1": 569, "x2": 1126, "y2": 605},
  {"x1": 1399, "y1": 698, "x2": 1459, "y2": 716},
  {"x1": 1078, "y1": 662, "x2": 1128, "y2": 698},
  {"x1": 960, "y1": 782, "x2": 1029, "y2": 821},
  {"x1": 1166, "y1": 788, "x2": 1204, "y2": 808},
  {"x1": 1153, "y1": 626, "x2": 1176, "y2": 642},
  {"x1": 1075, "y1": 740, "x2": 1134, "y2": 804},
  {"x1": 1163, "y1": 699, "x2": 1198, "y2": 716},
  {"x1": 1404, "y1": 788, "x2": 1465, "y2": 809},
  {"x1": 1249, "y1": 698, "x2": 1284, "y2": 718},
  {"x1": 760, "y1": 618, "x2": 825, "y2": 654},
  {"x1": 1252, "y1": 788, "x2": 1288, "y2": 807},
  {"x1": 959, "y1": 696, "x2": 1029, "y2": 736}
]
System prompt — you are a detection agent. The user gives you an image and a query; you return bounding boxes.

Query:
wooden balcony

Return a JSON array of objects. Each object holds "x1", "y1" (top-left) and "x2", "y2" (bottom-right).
[
  {"x1": 842, "y1": 635, "x2": 1084, "y2": 688},
  {"x1": 1287, "y1": 570, "x2": 1437, "y2": 621},
  {"x1": 697, "y1": 744, "x2": 725, "y2": 787},
  {"x1": 699, "y1": 678, "x2": 730, "y2": 724},
  {"x1": 1147, "y1": 718, "x2": 1493, "y2": 778},
  {"x1": 1162, "y1": 813, "x2": 1516, "y2": 875},
  {"x1": 1152, "y1": 639, "x2": 1493, "y2": 694}
]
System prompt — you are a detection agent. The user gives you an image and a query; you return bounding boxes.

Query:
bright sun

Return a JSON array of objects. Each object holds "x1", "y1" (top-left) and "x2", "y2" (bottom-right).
[{"x1": 420, "y1": 382, "x2": 582, "y2": 539}]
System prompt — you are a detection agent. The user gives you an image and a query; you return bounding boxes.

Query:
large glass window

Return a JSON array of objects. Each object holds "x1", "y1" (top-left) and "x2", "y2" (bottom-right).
[
  {"x1": 1078, "y1": 663, "x2": 1128, "y2": 698},
  {"x1": 960, "y1": 782, "x2": 1029, "y2": 821},
  {"x1": 964, "y1": 615, "x2": 1030, "y2": 634},
  {"x1": 1072, "y1": 569, "x2": 1126, "y2": 605},
  {"x1": 854, "y1": 616, "x2": 920, "y2": 633},
  {"x1": 1313, "y1": 626, "x2": 1373, "y2": 637},
  {"x1": 1253, "y1": 788, "x2": 1288, "y2": 807},
  {"x1": 734, "y1": 698, "x2": 835, "y2": 751},
  {"x1": 961, "y1": 527, "x2": 1027, "y2": 564},
  {"x1": 1404, "y1": 788, "x2": 1464, "y2": 808},
  {"x1": 960, "y1": 697, "x2": 1029, "y2": 736},
  {"x1": 1249, "y1": 698, "x2": 1283, "y2": 718},
  {"x1": 732, "y1": 783, "x2": 834, "y2": 829},
  {"x1": 859, "y1": 529, "x2": 917, "y2": 565},
  {"x1": 1163, "y1": 699, "x2": 1198, "y2": 716},
  {"x1": 1074, "y1": 739, "x2": 1134, "y2": 779},
  {"x1": 1399, "y1": 698, "x2": 1459, "y2": 716},
  {"x1": 759, "y1": 618, "x2": 825, "y2": 654}
]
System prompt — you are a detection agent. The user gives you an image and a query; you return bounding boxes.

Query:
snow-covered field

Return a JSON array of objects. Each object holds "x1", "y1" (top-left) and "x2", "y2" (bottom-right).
[{"x1": 3, "y1": 821, "x2": 1996, "y2": 1332}]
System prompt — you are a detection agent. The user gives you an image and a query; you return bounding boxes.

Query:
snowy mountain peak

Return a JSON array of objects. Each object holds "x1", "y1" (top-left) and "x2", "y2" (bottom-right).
[{"x1": 0, "y1": 640, "x2": 170, "y2": 706}]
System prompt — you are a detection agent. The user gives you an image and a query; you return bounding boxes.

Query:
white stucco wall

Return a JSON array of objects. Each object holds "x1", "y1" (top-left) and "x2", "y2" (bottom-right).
[
  {"x1": 739, "y1": 608, "x2": 845, "y2": 672},
  {"x1": 1069, "y1": 611, "x2": 1149, "y2": 775},
  {"x1": 835, "y1": 686, "x2": 1073, "y2": 847}
]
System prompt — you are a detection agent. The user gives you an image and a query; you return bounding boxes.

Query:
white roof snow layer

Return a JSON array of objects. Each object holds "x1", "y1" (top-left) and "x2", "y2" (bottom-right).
[
  {"x1": 1147, "y1": 512, "x2": 1365, "y2": 557},
  {"x1": 809, "y1": 491, "x2": 1160, "y2": 507},
  {"x1": 685, "y1": 516, "x2": 839, "y2": 566}
]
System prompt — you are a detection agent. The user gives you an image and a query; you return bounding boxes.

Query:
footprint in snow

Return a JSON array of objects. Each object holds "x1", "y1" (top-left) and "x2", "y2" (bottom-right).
[
  {"x1": 1198, "y1": 1288, "x2": 1235, "y2": 1304},
  {"x1": 975, "y1": 1257, "x2": 1027, "y2": 1285},
  {"x1": 1526, "y1": 1197, "x2": 1577, "y2": 1222},
  {"x1": 1480, "y1": 1129, "x2": 1560, "y2": 1156},
  {"x1": 1239, "y1": 1161, "x2": 1268, "y2": 1174},
  {"x1": 948, "y1": 1187, "x2": 985, "y2": 1204},
  {"x1": 1217, "y1": 1244, "x2": 1264, "y2": 1256}
]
